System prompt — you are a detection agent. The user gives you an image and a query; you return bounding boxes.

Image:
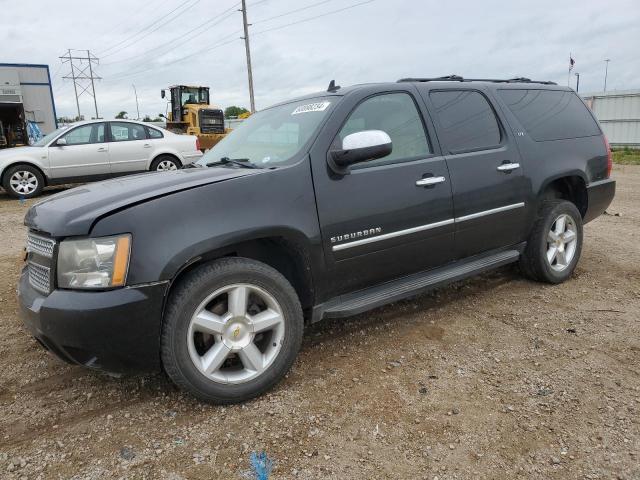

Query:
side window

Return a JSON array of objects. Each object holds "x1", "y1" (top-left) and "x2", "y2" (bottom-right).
[
  {"x1": 429, "y1": 90, "x2": 501, "y2": 153},
  {"x1": 334, "y1": 92, "x2": 431, "y2": 167},
  {"x1": 110, "y1": 122, "x2": 147, "y2": 142},
  {"x1": 146, "y1": 127, "x2": 164, "y2": 139},
  {"x1": 62, "y1": 123, "x2": 105, "y2": 145},
  {"x1": 497, "y1": 89, "x2": 601, "y2": 141}
]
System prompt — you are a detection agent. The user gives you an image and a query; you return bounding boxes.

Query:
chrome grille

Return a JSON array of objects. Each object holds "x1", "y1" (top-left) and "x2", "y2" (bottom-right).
[
  {"x1": 28, "y1": 262, "x2": 51, "y2": 294},
  {"x1": 27, "y1": 233, "x2": 56, "y2": 258}
]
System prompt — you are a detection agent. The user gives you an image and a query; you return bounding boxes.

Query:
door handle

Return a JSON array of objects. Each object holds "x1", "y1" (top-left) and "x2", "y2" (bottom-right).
[
  {"x1": 143, "y1": 144, "x2": 151, "y2": 148},
  {"x1": 416, "y1": 176, "x2": 446, "y2": 187},
  {"x1": 497, "y1": 162, "x2": 520, "y2": 172},
  {"x1": 97, "y1": 147, "x2": 107, "y2": 152}
]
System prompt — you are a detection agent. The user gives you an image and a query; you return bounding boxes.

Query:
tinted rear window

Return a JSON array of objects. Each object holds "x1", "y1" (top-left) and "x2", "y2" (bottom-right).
[
  {"x1": 429, "y1": 90, "x2": 501, "y2": 153},
  {"x1": 498, "y1": 89, "x2": 600, "y2": 141}
]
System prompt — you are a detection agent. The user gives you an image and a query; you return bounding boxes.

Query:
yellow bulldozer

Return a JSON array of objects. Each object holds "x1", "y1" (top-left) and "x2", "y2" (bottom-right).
[{"x1": 161, "y1": 85, "x2": 230, "y2": 151}]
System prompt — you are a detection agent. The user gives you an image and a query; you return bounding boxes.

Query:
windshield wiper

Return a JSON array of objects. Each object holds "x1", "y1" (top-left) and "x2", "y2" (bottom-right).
[
  {"x1": 206, "y1": 157, "x2": 261, "y2": 169},
  {"x1": 181, "y1": 162, "x2": 203, "y2": 169}
]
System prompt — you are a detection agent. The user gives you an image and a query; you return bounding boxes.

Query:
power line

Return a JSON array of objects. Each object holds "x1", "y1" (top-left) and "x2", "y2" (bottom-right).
[
  {"x1": 91, "y1": 0, "x2": 173, "y2": 48},
  {"x1": 252, "y1": 0, "x2": 334, "y2": 24},
  {"x1": 102, "y1": 0, "x2": 376, "y2": 85},
  {"x1": 101, "y1": 2, "x2": 240, "y2": 66},
  {"x1": 104, "y1": 32, "x2": 242, "y2": 82},
  {"x1": 98, "y1": 0, "x2": 199, "y2": 56},
  {"x1": 253, "y1": 0, "x2": 376, "y2": 36}
]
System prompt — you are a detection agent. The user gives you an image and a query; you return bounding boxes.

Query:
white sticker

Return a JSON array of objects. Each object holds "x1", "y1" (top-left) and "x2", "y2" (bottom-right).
[{"x1": 291, "y1": 101, "x2": 331, "y2": 115}]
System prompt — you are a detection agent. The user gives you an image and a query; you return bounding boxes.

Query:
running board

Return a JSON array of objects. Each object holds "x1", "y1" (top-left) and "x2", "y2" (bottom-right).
[{"x1": 313, "y1": 247, "x2": 522, "y2": 322}]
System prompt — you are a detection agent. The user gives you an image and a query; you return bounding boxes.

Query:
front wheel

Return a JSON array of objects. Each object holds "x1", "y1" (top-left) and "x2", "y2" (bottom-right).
[
  {"x1": 519, "y1": 200, "x2": 583, "y2": 284},
  {"x1": 2, "y1": 164, "x2": 44, "y2": 199},
  {"x1": 161, "y1": 258, "x2": 303, "y2": 403}
]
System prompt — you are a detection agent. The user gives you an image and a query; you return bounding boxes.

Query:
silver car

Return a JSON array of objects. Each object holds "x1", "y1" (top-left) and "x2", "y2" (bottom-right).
[{"x1": 0, "y1": 119, "x2": 203, "y2": 198}]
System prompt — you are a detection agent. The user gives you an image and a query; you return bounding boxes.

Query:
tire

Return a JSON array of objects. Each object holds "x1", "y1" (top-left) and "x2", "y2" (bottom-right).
[
  {"x1": 161, "y1": 257, "x2": 304, "y2": 404},
  {"x1": 519, "y1": 200, "x2": 583, "y2": 284},
  {"x1": 150, "y1": 155, "x2": 182, "y2": 171},
  {"x1": 2, "y1": 164, "x2": 44, "y2": 199}
]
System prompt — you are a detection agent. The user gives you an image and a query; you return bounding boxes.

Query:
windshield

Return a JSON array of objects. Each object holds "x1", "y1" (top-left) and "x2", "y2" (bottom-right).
[
  {"x1": 181, "y1": 87, "x2": 209, "y2": 106},
  {"x1": 198, "y1": 97, "x2": 335, "y2": 168},
  {"x1": 33, "y1": 126, "x2": 70, "y2": 147}
]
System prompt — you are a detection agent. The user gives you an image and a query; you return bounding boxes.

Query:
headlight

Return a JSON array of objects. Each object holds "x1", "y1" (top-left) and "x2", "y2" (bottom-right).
[{"x1": 57, "y1": 234, "x2": 131, "y2": 289}]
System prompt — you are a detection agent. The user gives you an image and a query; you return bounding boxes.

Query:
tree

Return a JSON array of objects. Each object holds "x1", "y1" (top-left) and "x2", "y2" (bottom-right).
[
  {"x1": 115, "y1": 111, "x2": 128, "y2": 119},
  {"x1": 224, "y1": 106, "x2": 249, "y2": 119}
]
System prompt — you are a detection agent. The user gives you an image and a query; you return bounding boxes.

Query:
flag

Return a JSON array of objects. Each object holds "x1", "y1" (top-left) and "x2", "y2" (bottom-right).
[{"x1": 569, "y1": 55, "x2": 575, "y2": 71}]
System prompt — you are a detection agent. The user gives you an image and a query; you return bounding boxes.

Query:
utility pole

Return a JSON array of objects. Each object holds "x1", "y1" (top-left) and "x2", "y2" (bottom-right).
[
  {"x1": 575, "y1": 72, "x2": 580, "y2": 93},
  {"x1": 60, "y1": 49, "x2": 101, "y2": 119},
  {"x1": 240, "y1": 0, "x2": 256, "y2": 113},
  {"x1": 132, "y1": 84, "x2": 140, "y2": 120},
  {"x1": 603, "y1": 59, "x2": 610, "y2": 93}
]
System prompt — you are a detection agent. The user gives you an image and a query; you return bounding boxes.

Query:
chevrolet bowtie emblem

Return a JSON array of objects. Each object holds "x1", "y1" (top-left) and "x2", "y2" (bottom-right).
[{"x1": 233, "y1": 326, "x2": 241, "y2": 338}]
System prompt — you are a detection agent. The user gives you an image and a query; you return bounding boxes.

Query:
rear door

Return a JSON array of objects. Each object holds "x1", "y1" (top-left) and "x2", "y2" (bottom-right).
[
  {"x1": 310, "y1": 87, "x2": 455, "y2": 297},
  {"x1": 107, "y1": 122, "x2": 152, "y2": 174},
  {"x1": 419, "y1": 86, "x2": 529, "y2": 258},
  {"x1": 47, "y1": 122, "x2": 110, "y2": 179}
]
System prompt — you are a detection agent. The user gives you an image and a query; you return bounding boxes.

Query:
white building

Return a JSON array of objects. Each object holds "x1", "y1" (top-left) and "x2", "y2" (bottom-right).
[
  {"x1": 582, "y1": 90, "x2": 640, "y2": 148},
  {"x1": 0, "y1": 63, "x2": 57, "y2": 147}
]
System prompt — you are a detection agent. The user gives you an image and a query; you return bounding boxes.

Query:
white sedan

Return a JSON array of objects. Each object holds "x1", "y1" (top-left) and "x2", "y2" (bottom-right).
[{"x1": 0, "y1": 119, "x2": 203, "y2": 198}]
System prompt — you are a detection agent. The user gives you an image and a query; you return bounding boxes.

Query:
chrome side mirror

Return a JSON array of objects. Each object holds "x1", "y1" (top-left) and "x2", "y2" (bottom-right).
[{"x1": 328, "y1": 130, "x2": 392, "y2": 173}]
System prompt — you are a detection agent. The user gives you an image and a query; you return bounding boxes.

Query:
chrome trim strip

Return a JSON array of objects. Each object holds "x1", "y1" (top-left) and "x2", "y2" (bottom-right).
[
  {"x1": 332, "y1": 218, "x2": 455, "y2": 251},
  {"x1": 455, "y1": 202, "x2": 525, "y2": 223},
  {"x1": 331, "y1": 202, "x2": 526, "y2": 252}
]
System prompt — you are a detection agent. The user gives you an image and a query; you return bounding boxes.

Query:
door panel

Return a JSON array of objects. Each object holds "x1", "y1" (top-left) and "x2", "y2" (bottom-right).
[
  {"x1": 47, "y1": 123, "x2": 110, "y2": 179},
  {"x1": 107, "y1": 122, "x2": 152, "y2": 174},
  {"x1": 311, "y1": 90, "x2": 455, "y2": 298},
  {"x1": 422, "y1": 88, "x2": 528, "y2": 258}
]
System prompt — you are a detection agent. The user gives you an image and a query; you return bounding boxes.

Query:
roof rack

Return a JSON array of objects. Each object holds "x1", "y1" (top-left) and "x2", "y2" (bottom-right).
[{"x1": 397, "y1": 75, "x2": 556, "y2": 85}]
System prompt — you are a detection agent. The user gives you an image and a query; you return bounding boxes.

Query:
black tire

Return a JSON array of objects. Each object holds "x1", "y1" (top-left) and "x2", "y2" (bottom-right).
[
  {"x1": 150, "y1": 155, "x2": 182, "y2": 171},
  {"x1": 2, "y1": 164, "x2": 45, "y2": 199},
  {"x1": 161, "y1": 257, "x2": 304, "y2": 404},
  {"x1": 519, "y1": 200, "x2": 583, "y2": 284}
]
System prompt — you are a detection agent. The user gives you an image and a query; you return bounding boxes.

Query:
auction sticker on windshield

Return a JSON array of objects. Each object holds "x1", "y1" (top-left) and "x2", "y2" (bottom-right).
[{"x1": 291, "y1": 101, "x2": 331, "y2": 115}]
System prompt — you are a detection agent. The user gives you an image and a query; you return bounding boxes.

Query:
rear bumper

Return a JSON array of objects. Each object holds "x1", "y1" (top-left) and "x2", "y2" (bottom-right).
[
  {"x1": 181, "y1": 151, "x2": 204, "y2": 163},
  {"x1": 584, "y1": 178, "x2": 616, "y2": 224},
  {"x1": 18, "y1": 267, "x2": 167, "y2": 373}
]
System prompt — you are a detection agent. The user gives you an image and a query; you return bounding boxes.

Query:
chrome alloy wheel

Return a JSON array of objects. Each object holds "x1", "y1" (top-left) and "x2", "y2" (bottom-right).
[
  {"x1": 157, "y1": 160, "x2": 178, "y2": 171},
  {"x1": 546, "y1": 213, "x2": 578, "y2": 272},
  {"x1": 187, "y1": 283, "x2": 286, "y2": 384},
  {"x1": 10, "y1": 170, "x2": 38, "y2": 195}
]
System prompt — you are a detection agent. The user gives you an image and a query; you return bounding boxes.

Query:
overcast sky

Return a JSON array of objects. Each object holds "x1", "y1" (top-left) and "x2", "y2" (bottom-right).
[{"x1": 2, "y1": 0, "x2": 639, "y2": 119}]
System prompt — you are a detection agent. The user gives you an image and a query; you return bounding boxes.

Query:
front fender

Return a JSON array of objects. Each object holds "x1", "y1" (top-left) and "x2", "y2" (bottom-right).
[
  {"x1": 89, "y1": 160, "x2": 323, "y2": 286},
  {"x1": 0, "y1": 158, "x2": 49, "y2": 181}
]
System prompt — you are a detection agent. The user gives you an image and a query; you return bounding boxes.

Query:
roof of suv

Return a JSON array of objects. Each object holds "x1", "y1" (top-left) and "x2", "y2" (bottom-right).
[{"x1": 269, "y1": 76, "x2": 570, "y2": 109}]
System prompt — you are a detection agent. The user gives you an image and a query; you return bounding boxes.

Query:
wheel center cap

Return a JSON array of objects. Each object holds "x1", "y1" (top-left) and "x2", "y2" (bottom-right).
[{"x1": 222, "y1": 317, "x2": 253, "y2": 350}]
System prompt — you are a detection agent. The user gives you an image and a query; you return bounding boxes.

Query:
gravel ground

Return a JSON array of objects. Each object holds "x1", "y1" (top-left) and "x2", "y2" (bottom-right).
[{"x1": 0, "y1": 167, "x2": 638, "y2": 480}]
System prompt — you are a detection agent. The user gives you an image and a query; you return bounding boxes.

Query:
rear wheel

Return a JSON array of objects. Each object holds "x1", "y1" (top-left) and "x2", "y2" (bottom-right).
[
  {"x1": 519, "y1": 200, "x2": 583, "y2": 283},
  {"x1": 150, "y1": 155, "x2": 181, "y2": 171},
  {"x1": 2, "y1": 164, "x2": 44, "y2": 199},
  {"x1": 161, "y1": 258, "x2": 303, "y2": 403}
]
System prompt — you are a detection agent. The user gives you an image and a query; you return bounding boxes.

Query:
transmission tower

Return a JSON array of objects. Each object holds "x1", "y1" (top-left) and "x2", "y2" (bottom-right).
[{"x1": 60, "y1": 49, "x2": 101, "y2": 120}]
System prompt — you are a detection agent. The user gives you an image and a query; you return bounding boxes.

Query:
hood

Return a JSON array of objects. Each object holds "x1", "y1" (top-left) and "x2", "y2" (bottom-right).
[
  {"x1": 0, "y1": 146, "x2": 43, "y2": 161},
  {"x1": 25, "y1": 167, "x2": 261, "y2": 236}
]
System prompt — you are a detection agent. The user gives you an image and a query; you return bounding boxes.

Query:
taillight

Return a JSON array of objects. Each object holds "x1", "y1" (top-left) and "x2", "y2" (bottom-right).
[
  {"x1": 603, "y1": 135, "x2": 612, "y2": 178},
  {"x1": 195, "y1": 137, "x2": 201, "y2": 151}
]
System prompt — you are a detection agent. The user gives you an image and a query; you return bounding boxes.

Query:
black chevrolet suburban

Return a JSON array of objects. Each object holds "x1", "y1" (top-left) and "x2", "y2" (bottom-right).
[{"x1": 18, "y1": 77, "x2": 615, "y2": 403}]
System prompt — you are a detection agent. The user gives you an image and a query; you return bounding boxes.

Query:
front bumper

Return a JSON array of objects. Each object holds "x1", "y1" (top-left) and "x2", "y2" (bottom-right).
[
  {"x1": 18, "y1": 267, "x2": 167, "y2": 373},
  {"x1": 584, "y1": 178, "x2": 616, "y2": 224}
]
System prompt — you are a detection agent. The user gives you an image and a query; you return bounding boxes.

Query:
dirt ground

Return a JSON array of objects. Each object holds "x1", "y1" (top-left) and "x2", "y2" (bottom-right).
[{"x1": 0, "y1": 167, "x2": 638, "y2": 480}]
